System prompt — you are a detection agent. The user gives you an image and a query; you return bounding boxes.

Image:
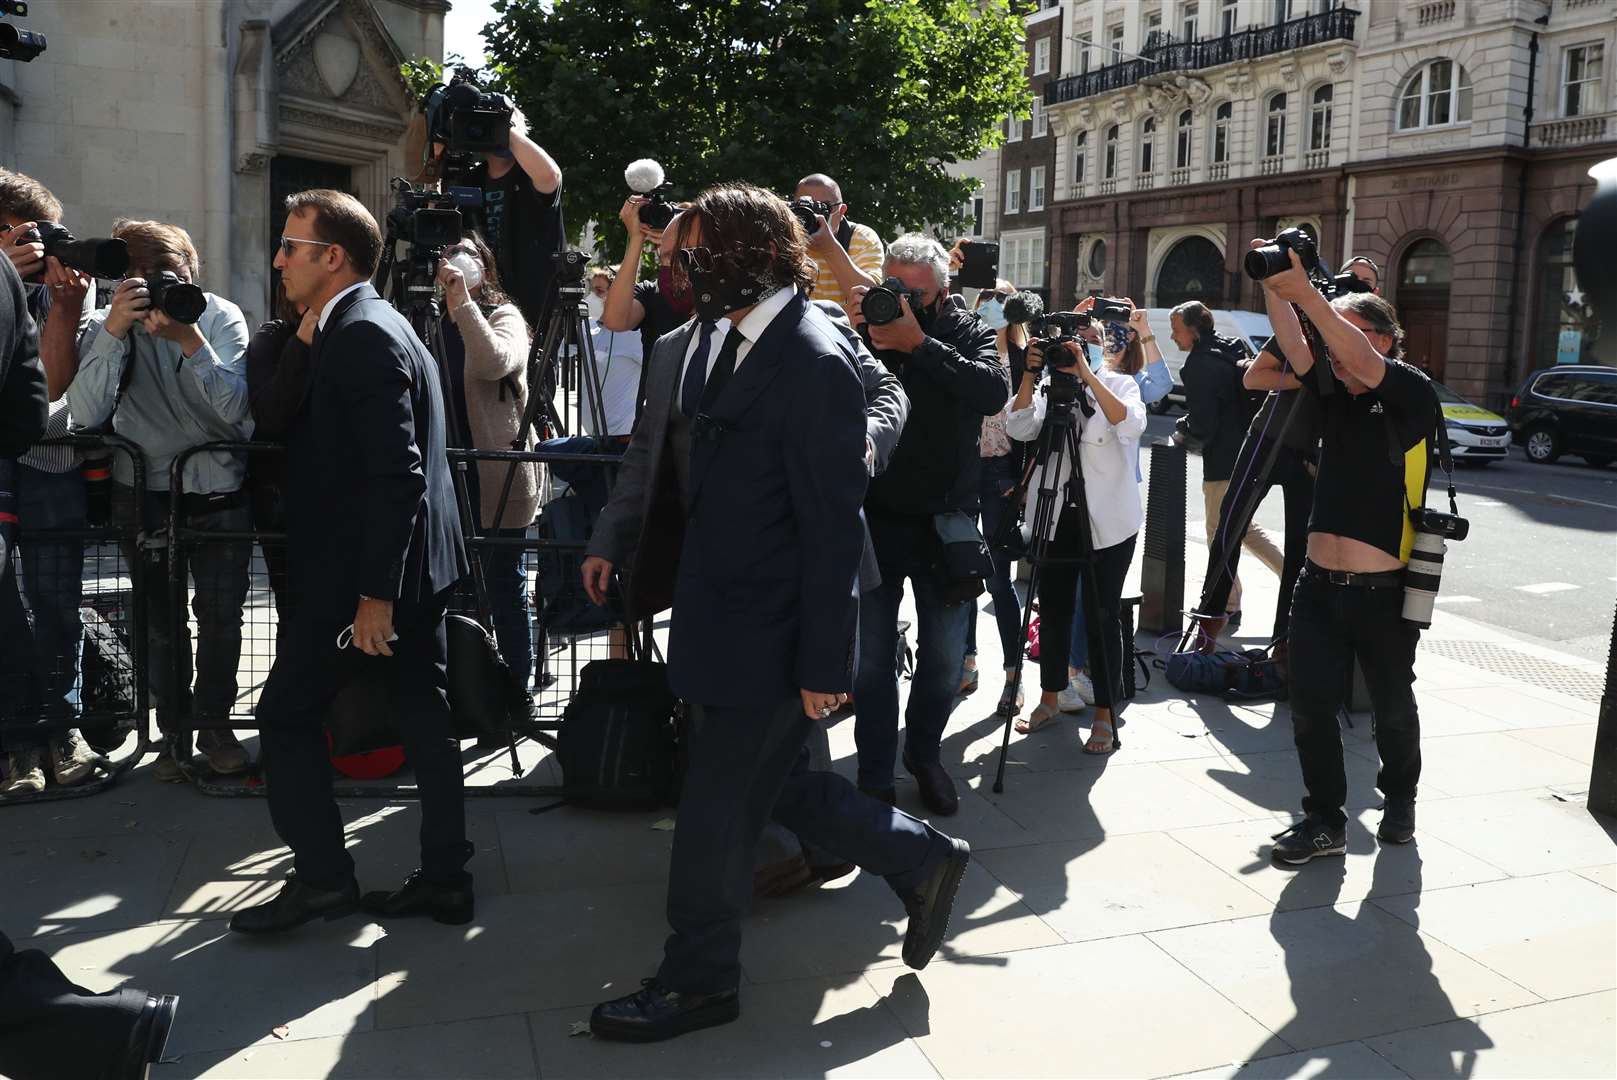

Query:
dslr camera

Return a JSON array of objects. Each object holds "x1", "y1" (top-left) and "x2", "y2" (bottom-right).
[
  {"x1": 142, "y1": 270, "x2": 206, "y2": 324},
  {"x1": 862, "y1": 277, "x2": 927, "y2": 326},
  {"x1": 788, "y1": 197, "x2": 834, "y2": 236},
  {"x1": 17, "y1": 222, "x2": 129, "y2": 279},
  {"x1": 422, "y1": 69, "x2": 513, "y2": 158},
  {"x1": 1244, "y1": 227, "x2": 1322, "y2": 282}
]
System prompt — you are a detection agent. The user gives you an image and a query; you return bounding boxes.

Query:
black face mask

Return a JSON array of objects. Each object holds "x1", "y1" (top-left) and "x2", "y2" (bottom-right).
[{"x1": 680, "y1": 247, "x2": 769, "y2": 323}]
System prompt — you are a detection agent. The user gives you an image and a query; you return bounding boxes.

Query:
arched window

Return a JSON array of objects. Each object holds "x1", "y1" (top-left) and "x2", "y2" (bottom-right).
[
  {"x1": 1140, "y1": 117, "x2": 1156, "y2": 174},
  {"x1": 1264, "y1": 92, "x2": 1287, "y2": 158},
  {"x1": 1088, "y1": 238, "x2": 1108, "y2": 278},
  {"x1": 1156, "y1": 235, "x2": 1226, "y2": 309},
  {"x1": 1104, "y1": 124, "x2": 1119, "y2": 179},
  {"x1": 1074, "y1": 130, "x2": 1088, "y2": 188},
  {"x1": 1398, "y1": 60, "x2": 1473, "y2": 130},
  {"x1": 1309, "y1": 84, "x2": 1333, "y2": 151},
  {"x1": 1211, "y1": 101, "x2": 1231, "y2": 164},
  {"x1": 1175, "y1": 109, "x2": 1193, "y2": 169}
]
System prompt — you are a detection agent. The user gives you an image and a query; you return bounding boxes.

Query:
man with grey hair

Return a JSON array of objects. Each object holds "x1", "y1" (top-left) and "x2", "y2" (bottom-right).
[{"x1": 845, "y1": 233, "x2": 1009, "y2": 816}]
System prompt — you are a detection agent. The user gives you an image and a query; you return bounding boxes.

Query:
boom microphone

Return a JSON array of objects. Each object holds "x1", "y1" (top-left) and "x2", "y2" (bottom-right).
[
  {"x1": 1003, "y1": 290, "x2": 1043, "y2": 324},
  {"x1": 624, "y1": 159, "x2": 666, "y2": 195}
]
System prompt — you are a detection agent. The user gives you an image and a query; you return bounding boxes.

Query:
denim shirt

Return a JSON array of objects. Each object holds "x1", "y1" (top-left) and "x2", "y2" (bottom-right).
[{"x1": 65, "y1": 293, "x2": 253, "y2": 494}]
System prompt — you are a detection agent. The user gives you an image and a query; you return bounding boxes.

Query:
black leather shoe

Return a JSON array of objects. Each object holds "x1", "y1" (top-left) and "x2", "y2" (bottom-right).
[
  {"x1": 753, "y1": 852, "x2": 814, "y2": 900},
  {"x1": 900, "y1": 837, "x2": 971, "y2": 970},
  {"x1": 116, "y1": 992, "x2": 178, "y2": 1080},
  {"x1": 859, "y1": 784, "x2": 897, "y2": 806},
  {"x1": 1378, "y1": 799, "x2": 1416, "y2": 845},
  {"x1": 229, "y1": 873, "x2": 359, "y2": 935},
  {"x1": 905, "y1": 757, "x2": 960, "y2": 816},
  {"x1": 590, "y1": 979, "x2": 740, "y2": 1043},
  {"x1": 360, "y1": 870, "x2": 474, "y2": 925}
]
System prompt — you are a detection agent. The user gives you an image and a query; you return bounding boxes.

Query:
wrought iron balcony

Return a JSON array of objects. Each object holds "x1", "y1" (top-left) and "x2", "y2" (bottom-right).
[{"x1": 1047, "y1": 8, "x2": 1360, "y2": 107}]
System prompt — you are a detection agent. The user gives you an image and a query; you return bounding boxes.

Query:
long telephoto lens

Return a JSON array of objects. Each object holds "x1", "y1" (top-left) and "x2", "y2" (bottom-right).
[{"x1": 1401, "y1": 528, "x2": 1446, "y2": 628}]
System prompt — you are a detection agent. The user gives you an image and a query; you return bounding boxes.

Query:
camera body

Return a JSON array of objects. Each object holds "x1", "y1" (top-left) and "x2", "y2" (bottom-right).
[
  {"x1": 0, "y1": 0, "x2": 45, "y2": 63},
  {"x1": 863, "y1": 277, "x2": 926, "y2": 326},
  {"x1": 22, "y1": 221, "x2": 129, "y2": 279},
  {"x1": 1244, "y1": 226, "x2": 1321, "y2": 281},
  {"x1": 550, "y1": 249, "x2": 589, "y2": 289},
  {"x1": 788, "y1": 197, "x2": 833, "y2": 235},
  {"x1": 387, "y1": 180, "x2": 464, "y2": 296},
  {"x1": 143, "y1": 270, "x2": 206, "y2": 325},
  {"x1": 1411, "y1": 508, "x2": 1469, "y2": 542},
  {"x1": 637, "y1": 191, "x2": 679, "y2": 230},
  {"x1": 422, "y1": 72, "x2": 513, "y2": 158},
  {"x1": 1027, "y1": 310, "x2": 1091, "y2": 343},
  {"x1": 1090, "y1": 296, "x2": 1133, "y2": 323}
]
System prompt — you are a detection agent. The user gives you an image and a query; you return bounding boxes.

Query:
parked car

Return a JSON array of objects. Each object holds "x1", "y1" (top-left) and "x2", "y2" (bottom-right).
[
  {"x1": 1506, "y1": 365, "x2": 1617, "y2": 467},
  {"x1": 1142, "y1": 307, "x2": 1275, "y2": 415},
  {"x1": 1432, "y1": 380, "x2": 1511, "y2": 465}
]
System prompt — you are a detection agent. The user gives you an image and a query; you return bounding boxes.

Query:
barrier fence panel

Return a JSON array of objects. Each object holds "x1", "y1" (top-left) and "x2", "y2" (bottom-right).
[{"x1": 0, "y1": 434, "x2": 154, "y2": 806}]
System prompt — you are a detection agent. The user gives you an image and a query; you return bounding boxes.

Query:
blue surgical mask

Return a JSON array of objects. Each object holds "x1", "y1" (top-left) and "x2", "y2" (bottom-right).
[{"x1": 977, "y1": 299, "x2": 1007, "y2": 329}]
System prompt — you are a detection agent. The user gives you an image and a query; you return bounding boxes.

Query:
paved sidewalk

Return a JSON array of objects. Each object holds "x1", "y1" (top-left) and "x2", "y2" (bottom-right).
[{"x1": 2, "y1": 544, "x2": 1613, "y2": 1078}]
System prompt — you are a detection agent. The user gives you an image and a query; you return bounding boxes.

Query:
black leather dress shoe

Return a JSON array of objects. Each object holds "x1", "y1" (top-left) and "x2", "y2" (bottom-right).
[
  {"x1": 859, "y1": 784, "x2": 897, "y2": 806},
  {"x1": 900, "y1": 837, "x2": 971, "y2": 970},
  {"x1": 753, "y1": 852, "x2": 815, "y2": 900},
  {"x1": 360, "y1": 870, "x2": 474, "y2": 925},
  {"x1": 904, "y1": 757, "x2": 960, "y2": 816},
  {"x1": 230, "y1": 873, "x2": 359, "y2": 935},
  {"x1": 590, "y1": 979, "x2": 740, "y2": 1043},
  {"x1": 118, "y1": 993, "x2": 179, "y2": 1080}
]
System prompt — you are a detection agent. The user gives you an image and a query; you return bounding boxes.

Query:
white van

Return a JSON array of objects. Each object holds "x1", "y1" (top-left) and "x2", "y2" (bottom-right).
[{"x1": 1140, "y1": 308, "x2": 1275, "y2": 413}]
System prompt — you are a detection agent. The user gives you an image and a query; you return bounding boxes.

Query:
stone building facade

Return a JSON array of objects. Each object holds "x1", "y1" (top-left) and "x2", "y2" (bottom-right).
[
  {"x1": 994, "y1": 1, "x2": 1066, "y2": 294},
  {"x1": 0, "y1": 0, "x2": 445, "y2": 327}
]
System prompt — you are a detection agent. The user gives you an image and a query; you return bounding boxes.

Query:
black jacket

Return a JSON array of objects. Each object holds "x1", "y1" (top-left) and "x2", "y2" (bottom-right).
[
  {"x1": 0, "y1": 255, "x2": 44, "y2": 459},
  {"x1": 1181, "y1": 333, "x2": 1252, "y2": 482},
  {"x1": 865, "y1": 300, "x2": 1008, "y2": 519},
  {"x1": 284, "y1": 285, "x2": 467, "y2": 619}
]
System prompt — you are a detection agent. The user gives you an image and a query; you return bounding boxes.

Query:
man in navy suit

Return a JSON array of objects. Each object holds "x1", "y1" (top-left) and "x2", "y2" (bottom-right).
[
  {"x1": 582, "y1": 183, "x2": 969, "y2": 1043},
  {"x1": 229, "y1": 190, "x2": 473, "y2": 935}
]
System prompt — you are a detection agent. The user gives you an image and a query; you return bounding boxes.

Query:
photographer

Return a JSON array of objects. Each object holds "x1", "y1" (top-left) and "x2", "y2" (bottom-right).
[
  {"x1": 1172, "y1": 300, "x2": 1283, "y2": 629},
  {"x1": 0, "y1": 170, "x2": 98, "y2": 792},
  {"x1": 795, "y1": 173, "x2": 884, "y2": 312},
  {"x1": 65, "y1": 220, "x2": 254, "y2": 781},
  {"x1": 1255, "y1": 242, "x2": 1432, "y2": 864},
  {"x1": 848, "y1": 234, "x2": 1009, "y2": 815},
  {"x1": 602, "y1": 197, "x2": 691, "y2": 415},
  {"x1": 1006, "y1": 297, "x2": 1146, "y2": 753}
]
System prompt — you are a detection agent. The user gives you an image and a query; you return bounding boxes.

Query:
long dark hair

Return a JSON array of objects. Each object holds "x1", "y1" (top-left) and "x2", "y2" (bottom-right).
[
  {"x1": 671, "y1": 182, "x2": 815, "y2": 294},
  {"x1": 458, "y1": 229, "x2": 512, "y2": 310}
]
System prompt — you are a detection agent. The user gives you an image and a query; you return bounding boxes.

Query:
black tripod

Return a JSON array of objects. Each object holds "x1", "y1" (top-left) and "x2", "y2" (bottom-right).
[{"x1": 992, "y1": 369, "x2": 1121, "y2": 794}]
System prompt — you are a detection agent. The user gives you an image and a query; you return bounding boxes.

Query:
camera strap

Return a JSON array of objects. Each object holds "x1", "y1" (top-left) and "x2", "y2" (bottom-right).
[{"x1": 1382, "y1": 385, "x2": 1458, "y2": 520}]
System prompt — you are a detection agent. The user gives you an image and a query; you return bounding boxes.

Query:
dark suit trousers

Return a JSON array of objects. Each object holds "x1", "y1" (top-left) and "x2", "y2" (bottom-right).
[
  {"x1": 657, "y1": 697, "x2": 945, "y2": 993},
  {"x1": 0, "y1": 929, "x2": 150, "y2": 1080},
  {"x1": 256, "y1": 589, "x2": 472, "y2": 889}
]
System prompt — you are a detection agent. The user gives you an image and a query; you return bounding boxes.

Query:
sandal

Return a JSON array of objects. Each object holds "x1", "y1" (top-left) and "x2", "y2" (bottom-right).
[
  {"x1": 996, "y1": 679, "x2": 1024, "y2": 718},
  {"x1": 1015, "y1": 702, "x2": 1060, "y2": 734},
  {"x1": 1083, "y1": 718, "x2": 1117, "y2": 756}
]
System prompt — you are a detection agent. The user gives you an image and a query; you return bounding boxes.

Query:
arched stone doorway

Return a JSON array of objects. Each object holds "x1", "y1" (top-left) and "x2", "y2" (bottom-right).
[
  {"x1": 1155, "y1": 236, "x2": 1225, "y2": 309},
  {"x1": 1397, "y1": 238, "x2": 1452, "y2": 380}
]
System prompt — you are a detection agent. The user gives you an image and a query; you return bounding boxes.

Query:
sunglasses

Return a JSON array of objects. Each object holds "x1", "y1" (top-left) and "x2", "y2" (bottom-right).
[{"x1": 278, "y1": 236, "x2": 334, "y2": 257}]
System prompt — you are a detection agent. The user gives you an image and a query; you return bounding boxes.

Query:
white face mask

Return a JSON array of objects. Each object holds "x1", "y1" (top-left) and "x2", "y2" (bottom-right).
[
  {"x1": 446, "y1": 250, "x2": 482, "y2": 292},
  {"x1": 584, "y1": 293, "x2": 605, "y2": 321}
]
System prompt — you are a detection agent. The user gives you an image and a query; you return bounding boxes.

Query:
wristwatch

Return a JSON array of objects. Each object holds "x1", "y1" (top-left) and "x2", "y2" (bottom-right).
[{"x1": 1139, "y1": 334, "x2": 1156, "y2": 345}]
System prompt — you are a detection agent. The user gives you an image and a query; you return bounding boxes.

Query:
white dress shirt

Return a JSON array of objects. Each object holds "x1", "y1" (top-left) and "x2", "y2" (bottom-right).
[
  {"x1": 318, "y1": 281, "x2": 369, "y2": 331},
  {"x1": 676, "y1": 285, "x2": 796, "y2": 391},
  {"x1": 1006, "y1": 364, "x2": 1147, "y2": 550}
]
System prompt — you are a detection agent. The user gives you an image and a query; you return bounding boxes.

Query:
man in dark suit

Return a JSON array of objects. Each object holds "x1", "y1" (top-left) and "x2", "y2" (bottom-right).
[
  {"x1": 581, "y1": 183, "x2": 969, "y2": 1043},
  {"x1": 229, "y1": 189, "x2": 472, "y2": 935}
]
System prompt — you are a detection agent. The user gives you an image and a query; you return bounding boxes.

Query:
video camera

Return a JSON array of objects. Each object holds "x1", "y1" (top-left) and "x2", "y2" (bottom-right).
[
  {"x1": 17, "y1": 222, "x2": 129, "y2": 279},
  {"x1": 0, "y1": 0, "x2": 45, "y2": 63},
  {"x1": 1245, "y1": 227, "x2": 1371, "y2": 298},
  {"x1": 1004, "y1": 290, "x2": 1093, "y2": 345},
  {"x1": 422, "y1": 68, "x2": 513, "y2": 160},
  {"x1": 385, "y1": 178, "x2": 463, "y2": 297},
  {"x1": 788, "y1": 197, "x2": 834, "y2": 236},
  {"x1": 625, "y1": 160, "x2": 679, "y2": 230},
  {"x1": 550, "y1": 249, "x2": 589, "y2": 289}
]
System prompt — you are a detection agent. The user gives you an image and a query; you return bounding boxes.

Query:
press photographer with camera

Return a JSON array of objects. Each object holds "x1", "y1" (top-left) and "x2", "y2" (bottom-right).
[
  {"x1": 793, "y1": 173, "x2": 884, "y2": 313},
  {"x1": 1005, "y1": 296, "x2": 1146, "y2": 752},
  {"x1": 64, "y1": 219, "x2": 255, "y2": 781},
  {"x1": 1252, "y1": 238, "x2": 1438, "y2": 864},
  {"x1": 601, "y1": 191, "x2": 690, "y2": 383},
  {"x1": 847, "y1": 234, "x2": 1009, "y2": 815}
]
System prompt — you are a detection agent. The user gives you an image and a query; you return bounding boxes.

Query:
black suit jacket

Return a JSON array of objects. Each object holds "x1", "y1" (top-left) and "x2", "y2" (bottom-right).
[
  {"x1": 0, "y1": 254, "x2": 44, "y2": 459},
  {"x1": 284, "y1": 284, "x2": 467, "y2": 620}
]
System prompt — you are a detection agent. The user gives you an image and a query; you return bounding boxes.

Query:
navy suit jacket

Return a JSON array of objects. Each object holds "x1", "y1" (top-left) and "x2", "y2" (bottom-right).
[{"x1": 284, "y1": 284, "x2": 467, "y2": 622}]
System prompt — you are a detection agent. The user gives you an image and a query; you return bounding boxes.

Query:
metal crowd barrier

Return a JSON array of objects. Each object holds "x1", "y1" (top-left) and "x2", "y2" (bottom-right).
[{"x1": 0, "y1": 434, "x2": 155, "y2": 806}]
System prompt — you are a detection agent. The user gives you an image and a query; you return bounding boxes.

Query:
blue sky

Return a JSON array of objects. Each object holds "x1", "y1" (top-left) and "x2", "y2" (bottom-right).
[{"x1": 444, "y1": 0, "x2": 500, "y2": 69}]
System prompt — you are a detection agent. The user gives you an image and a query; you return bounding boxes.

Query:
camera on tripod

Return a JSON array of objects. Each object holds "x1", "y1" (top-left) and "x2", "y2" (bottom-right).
[
  {"x1": 385, "y1": 179, "x2": 463, "y2": 297},
  {"x1": 788, "y1": 197, "x2": 834, "y2": 235},
  {"x1": 15, "y1": 222, "x2": 129, "y2": 279},
  {"x1": 422, "y1": 69, "x2": 513, "y2": 159},
  {"x1": 0, "y1": 0, "x2": 45, "y2": 63},
  {"x1": 863, "y1": 278, "x2": 927, "y2": 326},
  {"x1": 550, "y1": 249, "x2": 589, "y2": 289}
]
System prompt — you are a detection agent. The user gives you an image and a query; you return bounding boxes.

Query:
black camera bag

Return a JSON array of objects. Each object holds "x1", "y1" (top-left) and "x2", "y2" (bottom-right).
[
  {"x1": 446, "y1": 613, "x2": 526, "y2": 740},
  {"x1": 556, "y1": 658, "x2": 678, "y2": 810}
]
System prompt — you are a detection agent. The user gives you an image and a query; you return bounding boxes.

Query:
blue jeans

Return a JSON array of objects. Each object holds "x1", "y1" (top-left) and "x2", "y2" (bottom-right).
[
  {"x1": 478, "y1": 525, "x2": 532, "y2": 691},
  {"x1": 965, "y1": 454, "x2": 1024, "y2": 668},
  {"x1": 16, "y1": 465, "x2": 86, "y2": 719},
  {"x1": 853, "y1": 526, "x2": 972, "y2": 789}
]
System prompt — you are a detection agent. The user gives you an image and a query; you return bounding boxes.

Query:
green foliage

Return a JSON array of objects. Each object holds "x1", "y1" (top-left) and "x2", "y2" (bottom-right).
[
  {"x1": 484, "y1": 0, "x2": 1027, "y2": 255},
  {"x1": 398, "y1": 54, "x2": 470, "y2": 105}
]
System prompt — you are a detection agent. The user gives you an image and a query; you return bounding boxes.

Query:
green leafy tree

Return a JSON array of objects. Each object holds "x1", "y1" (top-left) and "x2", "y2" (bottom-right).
[{"x1": 482, "y1": 0, "x2": 1027, "y2": 253}]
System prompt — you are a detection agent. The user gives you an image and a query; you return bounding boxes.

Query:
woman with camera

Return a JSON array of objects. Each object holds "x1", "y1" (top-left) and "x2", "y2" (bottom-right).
[
  {"x1": 436, "y1": 232, "x2": 539, "y2": 700},
  {"x1": 1005, "y1": 297, "x2": 1147, "y2": 754},
  {"x1": 960, "y1": 279, "x2": 1030, "y2": 716}
]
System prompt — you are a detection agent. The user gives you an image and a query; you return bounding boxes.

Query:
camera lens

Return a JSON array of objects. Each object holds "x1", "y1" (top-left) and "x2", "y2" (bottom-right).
[
  {"x1": 788, "y1": 203, "x2": 819, "y2": 234},
  {"x1": 637, "y1": 201, "x2": 676, "y2": 230},
  {"x1": 1243, "y1": 245, "x2": 1292, "y2": 281},
  {"x1": 863, "y1": 287, "x2": 902, "y2": 326}
]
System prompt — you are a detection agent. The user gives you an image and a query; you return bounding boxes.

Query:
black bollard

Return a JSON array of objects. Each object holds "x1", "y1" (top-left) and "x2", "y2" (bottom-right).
[{"x1": 1140, "y1": 437, "x2": 1186, "y2": 635}]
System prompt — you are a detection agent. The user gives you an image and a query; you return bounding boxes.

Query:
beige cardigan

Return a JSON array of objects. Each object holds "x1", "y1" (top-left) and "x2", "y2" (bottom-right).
[{"x1": 448, "y1": 299, "x2": 541, "y2": 529}]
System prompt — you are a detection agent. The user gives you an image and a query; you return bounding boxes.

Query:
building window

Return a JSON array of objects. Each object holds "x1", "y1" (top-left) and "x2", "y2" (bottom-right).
[
  {"x1": 1211, "y1": 101, "x2": 1231, "y2": 163},
  {"x1": 1108, "y1": 23, "x2": 1125, "y2": 64},
  {"x1": 1309, "y1": 84, "x2": 1333, "y2": 151},
  {"x1": 1181, "y1": 2, "x2": 1199, "y2": 42},
  {"x1": 1030, "y1": 166, "x2": 1046, "y2": 211},
  {"x1": 1033, "y1": 95, "x2": 1048, "y2": 138},
  {"x1": 1104, "y1": 124, "x2": 1119, "y2": 179},
  {"x1": 969, "y1": 197, "x2": 984, "y2": 237},
  {"x1": 1397, "y1": 59, "x2": 1473, "y2": 131},
  {"x1": 1003, "y1": 231, "x2": 1047, "y2": 288},
  {"x1": 1175, "y1": 109, "x2": 1193, "y2": 168},
  {"x1": 1076, "y1": 34, "x2": 1093, "y2": 75},
  {"x1": 1074, "y1": 131, "x2": 1088, "y2": 188},
  {"x1": 1265, "y1": 92, "x2": 1287, "y2": 158},
  {"x1": 1006, "y1": 110, "x2": 1021, "y2": 143},
  {"x1": 1140, "y1": 117, "x2": 1156, "y2": 174},
  {"x1": 1034, "y1": 36, "x2": 1051, "y2": 76},
  {"x1": 1271, "y1": 0, "x2": 1293, "y2": 24},
  {"x1": 1563, "y1": 43, "x2": 1605, "y2": 118},
  {"x1": 1088, "y1": 238, "x2": 1107, "y2": 278},
  {"x1": 1005, "y1": 170, "x2": 1021, "y2": 214},
  {"x1": 1144, "y1": 9, "x2": 1163, "y2": 50},
  {"x1": 1220, "y1": 0, "x2": 1238, "y2": 36},
  {"x1": 1533, "y1": 218, "x2": 1596, "y2": 369}
]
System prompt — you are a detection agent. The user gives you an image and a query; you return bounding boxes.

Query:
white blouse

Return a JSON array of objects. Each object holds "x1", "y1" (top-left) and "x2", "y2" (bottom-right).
[{"x1": 1005, "y1": 365, "x2": 1147, "y2": 550}]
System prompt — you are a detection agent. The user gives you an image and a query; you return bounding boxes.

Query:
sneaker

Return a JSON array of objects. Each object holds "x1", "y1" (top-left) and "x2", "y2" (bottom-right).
[
  {"x1": 2, "y1": 749, "x2": 46, "y2": 796},
  {"x1": 51, "y1": 729, "x2": 100, "y2": 787},
  {"x1": 153, "y1": 743, "x2": 188, "y2": 784},
  {"x1": 1271, "y1": 816, "x2": 1347, "y2": 865},
  {"x1": 1055, "y1": 681, "x2": 1087, "y2": 713},
  {"x1": 1377, "y1": 799, "x2": 1416, "y2": 845},
  {"x1": 196, "y1": 729, "x2": 249, "y2": 775}
]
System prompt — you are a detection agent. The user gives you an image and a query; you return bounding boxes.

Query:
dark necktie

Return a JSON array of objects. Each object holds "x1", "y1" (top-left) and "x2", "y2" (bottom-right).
[
  {"x1": 680, "y1": 320, "x2": 718, "y2": 418},
  {"x1": 696, "y1": 327, "x2": 745, "y2": 415}
]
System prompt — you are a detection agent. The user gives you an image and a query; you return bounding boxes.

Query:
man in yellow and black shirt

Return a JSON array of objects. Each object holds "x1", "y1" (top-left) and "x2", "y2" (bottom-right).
[
  {"x1": 1255, "y1": 242, "x2": 1434, "y2": 865},
  {"x1": 794, "y1": 174, "x2": 884, "y2": 315}
]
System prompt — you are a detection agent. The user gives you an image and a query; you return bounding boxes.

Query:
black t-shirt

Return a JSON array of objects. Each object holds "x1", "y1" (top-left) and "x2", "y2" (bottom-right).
[
  {"x1": 1252, "y1": 341, "x2": 1322, "y2": 453},
  {"x1": 1300, "y1": 356, "x2": 1434, "y2": 561},
  {"x1": 632, "y1": 281, "x2": 686, "y2": 362},
  {"x1": 467, "y1": 162, "x2": 563, "y2": 326}
]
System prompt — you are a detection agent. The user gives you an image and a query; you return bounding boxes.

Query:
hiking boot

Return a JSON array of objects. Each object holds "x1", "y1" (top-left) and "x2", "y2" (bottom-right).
[
  {"x1": 1270, "y1": 815, "x2": 1347, "y2": 865},
  {"x1": 1377, "y1": 799, "x2": 1416, "y2": 845},
  {"x1": 51, "y1": 729, "x2": 100, "y2": 786},
  {"x1": 196, "y1": 729, "x2": 249, "y2": 775},
  {"x1": 2, "y1": 749, "x2": 46, "y2": 796}
]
